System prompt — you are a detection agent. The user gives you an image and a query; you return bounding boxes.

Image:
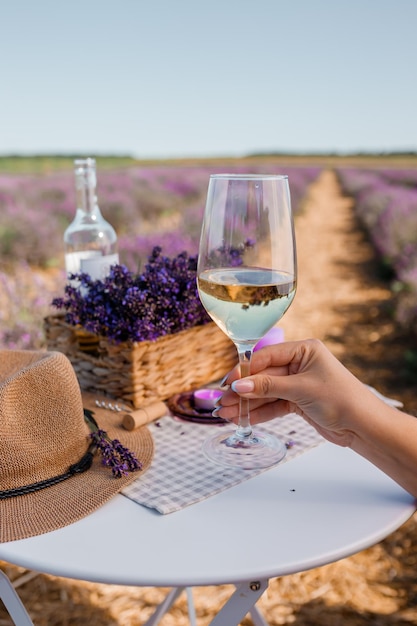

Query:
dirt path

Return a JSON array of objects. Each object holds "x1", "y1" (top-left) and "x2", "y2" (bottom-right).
[
  {"x1": 282, "y1": 169, "x2": 390, "y2": 353},
  {"x1": 1, "y1": 169, "x2": 417, "y2": 625},
  {"x1": 283, "y1": 169, "x2": 417, "y2": 415}
]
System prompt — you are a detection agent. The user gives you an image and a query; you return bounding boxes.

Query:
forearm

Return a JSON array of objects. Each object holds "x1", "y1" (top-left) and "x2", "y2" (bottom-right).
[{"x1": 349, "y1": 401, "x2": 417, "y2": 499}]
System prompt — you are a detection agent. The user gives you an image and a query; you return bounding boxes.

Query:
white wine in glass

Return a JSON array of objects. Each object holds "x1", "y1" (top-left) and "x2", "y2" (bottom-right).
[{"x1": 197, "y1": 174, "x2": 297, "y2": 469}]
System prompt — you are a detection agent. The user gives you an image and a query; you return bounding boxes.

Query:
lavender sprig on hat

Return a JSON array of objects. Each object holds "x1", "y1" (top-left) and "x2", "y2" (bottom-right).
[{"x1": 84, "y1": 409, "x2": 142, "y2": 477}]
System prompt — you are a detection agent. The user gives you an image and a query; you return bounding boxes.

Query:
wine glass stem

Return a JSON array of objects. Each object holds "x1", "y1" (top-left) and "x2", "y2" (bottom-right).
[{"x1": 235, "y1": 347, "x2": 253, "y2": 439}]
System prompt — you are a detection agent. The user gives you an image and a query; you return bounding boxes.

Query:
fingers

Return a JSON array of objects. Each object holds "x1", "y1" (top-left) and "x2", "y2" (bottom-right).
[
  {"x1": 221, "y1": 339, "x2": 324, "y2": 389},
  {"x1": 228, "y1": 369, "x2": 304, "y2": 406},
  {"x1": 215, "y1": 339, "x2": 332, "y2": 426},
  {"x1": 214, "y1": 397, "x2": 294, "y2": 425},
  {"x1": 215, "y1": 377, "x2": 296, "y2": 425}
]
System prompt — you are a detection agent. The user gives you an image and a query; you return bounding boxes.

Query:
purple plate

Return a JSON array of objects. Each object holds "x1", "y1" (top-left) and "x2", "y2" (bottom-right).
[{"x1": 167, "y1": 392, "x2": 226, "y2": 424}]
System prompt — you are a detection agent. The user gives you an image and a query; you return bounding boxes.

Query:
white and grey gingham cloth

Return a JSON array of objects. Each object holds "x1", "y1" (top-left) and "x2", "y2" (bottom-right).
[{"x1": 122, "y1": 413, "x2": 324, "y2": 514}]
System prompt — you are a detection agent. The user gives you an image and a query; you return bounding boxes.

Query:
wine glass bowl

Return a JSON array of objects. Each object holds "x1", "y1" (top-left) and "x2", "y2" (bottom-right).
[{"x1": 197, "y1": 174, "x2": 297, "y2": 469}]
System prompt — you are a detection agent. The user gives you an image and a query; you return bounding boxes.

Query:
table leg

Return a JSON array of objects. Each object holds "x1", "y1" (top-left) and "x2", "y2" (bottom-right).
[
  {"x1": 0, "y1": 570, "x2": 34, "y2": 625},
  {"x1": 209, "y1": 579, "x2": 269, "y2": 626},
  {"x1": 142, "y1": 581, "x2": 268, "y2": 626},
  {"x1": 142, "y1": 586, "x2": 197, "y2": 626},
  {"x1": 249, "y1": 602, "x2": 269, "y2": 626},
  {"x1": 186, "y1": 586, "x2": 198, "y2": 625}
]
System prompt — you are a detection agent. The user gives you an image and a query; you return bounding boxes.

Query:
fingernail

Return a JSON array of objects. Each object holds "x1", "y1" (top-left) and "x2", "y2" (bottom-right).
[
  {"x1": 219, "y1": 374, "x2": 229, "y2": 388},
  {"x1": 212, "y1": 408, "x2": 233, "y2": 423},
  {"x1": 231, "y1": 379, "x2": 254, "y2": 393}
]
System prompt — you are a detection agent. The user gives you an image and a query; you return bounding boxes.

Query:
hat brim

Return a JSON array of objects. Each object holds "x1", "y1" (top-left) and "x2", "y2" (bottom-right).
[{"x1": 0, "y1": 392, "x2": 154, "y2": 543}]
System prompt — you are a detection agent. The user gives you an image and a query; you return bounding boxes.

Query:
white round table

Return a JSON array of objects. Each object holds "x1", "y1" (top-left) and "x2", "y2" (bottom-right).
[{"x1": 0, "y1": 442, "x2": 415, "y2": 625}]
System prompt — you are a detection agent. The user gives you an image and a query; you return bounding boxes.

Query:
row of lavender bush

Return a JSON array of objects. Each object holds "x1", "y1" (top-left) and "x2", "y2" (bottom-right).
[
  {"x1": 0, "y1": 162, "x2": 321, "y2": 349},
  {"x1": 0, "y1": 163, "x2": 320, "y2": 270},
  {"x1": 336, "y1": 167, "x2": 417, "y2": 332}
]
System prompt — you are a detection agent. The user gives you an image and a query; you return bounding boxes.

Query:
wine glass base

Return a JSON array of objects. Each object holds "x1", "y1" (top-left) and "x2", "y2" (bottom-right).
[{"x1": 202, "y1": 428, "x2": 287, "y2": 470}]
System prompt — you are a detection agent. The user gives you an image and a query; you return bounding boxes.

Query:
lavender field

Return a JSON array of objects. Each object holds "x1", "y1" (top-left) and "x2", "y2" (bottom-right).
[
  {"x1": 0, "y1": 160, "x2": 320, "y2": 350},
  {"x1": 336, "y1": 167, "x2": 417, "y2": 333},
  {"x1": 3, "y1": 157, "x2": 417, "y2": 352}
]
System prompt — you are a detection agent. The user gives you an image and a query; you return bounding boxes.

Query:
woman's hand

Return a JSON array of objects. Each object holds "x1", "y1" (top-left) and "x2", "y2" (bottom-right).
[
  {"x1": 216, "y1": 339, "x2": 384, "y2": 447},
  {"x1": 215, "y1": 338, "x2": 417, "y2": 498}
]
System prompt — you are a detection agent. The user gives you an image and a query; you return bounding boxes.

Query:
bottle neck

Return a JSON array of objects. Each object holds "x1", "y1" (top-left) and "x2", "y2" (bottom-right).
[
  {"x1": 76, "y1": 184, "x2": 97, "y2": 215},
  {"x1": 74, "y1": 160, "x2": 99, "y2": 215}
]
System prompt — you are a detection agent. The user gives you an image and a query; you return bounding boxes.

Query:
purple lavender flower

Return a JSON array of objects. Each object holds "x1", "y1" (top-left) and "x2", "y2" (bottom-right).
[
  {"x1": 84, "y1": 410, "x2": 142, "y2": 478},
  {"x1": 89, "y1": 428, "x2": 141, "y2": 478},
  {"x1": 0, "y1": 164, "x2": 319, "y2": 269},
  {"x1": 112, "y1": 439, "x2": 143, "y2": 472},
  {"x1": 52, "y1": 248, "x2": 212, "y2": 343}
]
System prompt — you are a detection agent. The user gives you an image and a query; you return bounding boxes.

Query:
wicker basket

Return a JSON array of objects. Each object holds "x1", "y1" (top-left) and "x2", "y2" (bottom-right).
[{"x1": 44, "y1": 315, "x2": 237, "y2": 408}]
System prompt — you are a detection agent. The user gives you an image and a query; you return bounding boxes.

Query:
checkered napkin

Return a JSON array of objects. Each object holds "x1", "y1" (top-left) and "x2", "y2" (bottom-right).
[{"x1": 122, "y1": 413, "x2": 324, "y2": 514}]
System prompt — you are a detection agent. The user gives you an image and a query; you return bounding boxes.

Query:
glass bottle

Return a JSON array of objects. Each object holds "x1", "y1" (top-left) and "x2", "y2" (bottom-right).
[{"x1": 64, "y1": 158, "x2": 119, "y2": 281}]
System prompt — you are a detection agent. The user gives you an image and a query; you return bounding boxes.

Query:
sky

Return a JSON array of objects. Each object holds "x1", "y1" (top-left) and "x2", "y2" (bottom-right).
[{"x1": 1, "y1": 0, "x2": 417, "y2": 159}]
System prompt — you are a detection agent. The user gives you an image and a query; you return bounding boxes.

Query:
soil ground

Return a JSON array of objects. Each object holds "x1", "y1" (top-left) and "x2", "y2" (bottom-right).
[{"x1": 1, "y1": 169, "x2": 417, "y2": 625}]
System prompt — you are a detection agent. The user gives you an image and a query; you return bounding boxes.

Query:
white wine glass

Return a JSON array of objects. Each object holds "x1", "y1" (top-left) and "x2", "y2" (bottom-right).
[{"x1": 197, "y1": 174, "x2": 297, "y2": 469}]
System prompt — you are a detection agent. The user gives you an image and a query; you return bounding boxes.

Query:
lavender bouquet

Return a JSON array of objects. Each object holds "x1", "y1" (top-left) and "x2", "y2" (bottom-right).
[{"x1": 52, "y1": 247, "x2": 211, "y2": 343}]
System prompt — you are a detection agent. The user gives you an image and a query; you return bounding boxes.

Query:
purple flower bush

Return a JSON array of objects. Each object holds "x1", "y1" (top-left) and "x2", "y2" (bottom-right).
[
  {"x1": 0, "y1": 173, "x2": 75, "y2": 267},
  {"x1": 0, "y1": 262, "x2": 64, "y2": 350},
  {"x1": 119, "y1": 230, "x2": 198, "y2": 273},
  {"x1": 0, "y1": 164, "x2": 320, "y2": 269},
  {"x1": 0, "y1": 162, "x2": 321, "y2": 349},
  {"x1": 337, "y1": 168, "x2": 417, "y2": 332},
  {"x1": 380, "y1": 168, "x2": 417, "y2": 188}
]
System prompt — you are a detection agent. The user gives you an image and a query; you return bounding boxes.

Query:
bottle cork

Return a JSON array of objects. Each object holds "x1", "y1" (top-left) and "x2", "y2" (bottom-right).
[{"x1": 122, "y1": 401, "x2": 167, "y2": 431}]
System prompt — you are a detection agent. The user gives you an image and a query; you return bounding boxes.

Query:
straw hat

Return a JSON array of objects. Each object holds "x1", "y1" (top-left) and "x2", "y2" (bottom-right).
[{"x1": 0, "y1": 349, "x2": 154, "y2": 543}]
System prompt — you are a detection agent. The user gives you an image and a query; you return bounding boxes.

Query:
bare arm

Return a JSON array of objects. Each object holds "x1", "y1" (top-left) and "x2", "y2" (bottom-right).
[{"x1": 216, "y1": 339, "x2": 417, "y2": 498}]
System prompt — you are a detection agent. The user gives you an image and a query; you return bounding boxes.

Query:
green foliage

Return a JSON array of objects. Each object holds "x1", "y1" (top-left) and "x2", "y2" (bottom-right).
[{"x1": 0, "y1": 155, "x2": 136, "y2": 174}]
